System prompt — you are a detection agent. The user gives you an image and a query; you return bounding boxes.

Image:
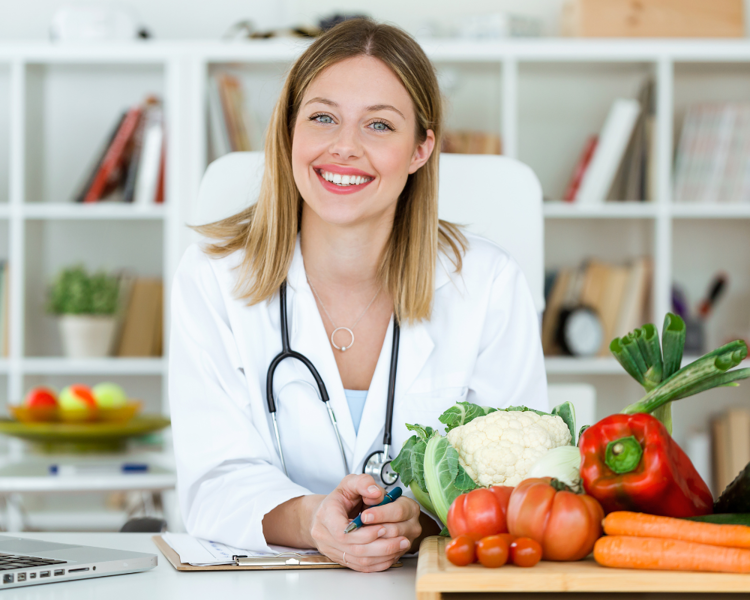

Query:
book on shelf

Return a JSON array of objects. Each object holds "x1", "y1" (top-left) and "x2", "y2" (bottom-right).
[
  {"x1": 673, "y1": 102, "x2": 750, "y2": 203},
  {"x1": 208, "y1": 72, "x2": 261, "y2": 160},
  {"x1": 115, "y1": 277, "x2": 163, "y2": 357},
  {"x1": 72, "y1": 95, "x2": 166, "y2": 205},
  {"x1": 575, "y1": 98, "x2": 641, "y2": 204},
  {"x1": 542, "y1": 256, "x2": 652, "y2": 357},
  {"x1": 712, "y1": 407, "x2": 750, "y2": 496},
  {"x1": 563, "y1": 135, "x2": 598, "y2": 202},
  {"x1": 441, "y1": 130, "x2": 502, "y2": 155}
]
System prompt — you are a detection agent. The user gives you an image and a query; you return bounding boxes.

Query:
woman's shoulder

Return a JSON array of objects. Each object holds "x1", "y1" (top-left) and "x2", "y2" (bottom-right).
[
  {"x1": 442, "y1": 230, "x2": 519, "y2": 284},
  {"x1": 174, "y1": 239, "x2": 247, "y2": 295}
]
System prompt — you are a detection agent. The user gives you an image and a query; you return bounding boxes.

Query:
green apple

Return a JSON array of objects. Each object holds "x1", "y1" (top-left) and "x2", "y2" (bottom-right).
[
  {"x1": 92, "y1": 382, "x2": 127, "y2": 409},
  {"x1": 59, "y1": 384, "x2": 97, "y2": 410}
]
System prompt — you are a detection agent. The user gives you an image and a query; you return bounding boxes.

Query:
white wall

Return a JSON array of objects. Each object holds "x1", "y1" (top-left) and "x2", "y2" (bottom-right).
[{"x1": 6, "y1": 0, "x2": 745, "y2": 41}]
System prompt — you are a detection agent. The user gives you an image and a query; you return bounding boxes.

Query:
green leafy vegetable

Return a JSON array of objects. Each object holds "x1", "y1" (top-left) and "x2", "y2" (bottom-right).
[
  {"x1": 439, "y1": 402, "x2": 497, "y2": 433},
  {"x1": 390, "y1": 424, "x2": 436, "y2": 514},
  {"x1": 423, "y1": 435, "x2": 479, "y2": 525},
  {"x1": 551, "y1": 401, "x2": 577, "y2": 445}
]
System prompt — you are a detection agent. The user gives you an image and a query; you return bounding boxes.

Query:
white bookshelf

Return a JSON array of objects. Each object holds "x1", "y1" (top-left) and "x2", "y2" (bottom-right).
[{"x1": 0, "y1": 39, "x2": 749, "y2": 448}]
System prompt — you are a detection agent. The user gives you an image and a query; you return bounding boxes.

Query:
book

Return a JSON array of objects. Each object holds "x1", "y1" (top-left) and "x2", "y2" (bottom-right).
[
  {"x1": 597, "y1": 264, "x2": 629, "y2": 355},
  {"x1": 542, "y1": 268, "x2": 572, "y2": 356},
  {"x1": 116, "y1": 278, "x2": 163, "y2": 357},
  {"x1": 576, "y1": 98, "x2": 641, "y2": 204},
  {"x1": 133, "y1": 100, "x2": 164, "y2": 207},
  {"x1": 83, "y1": 105, "x2": 143, "y2": 203},
  {"x1": 111, "y1": 269, "x2": 137, "y2": 354},
  {"x1": 608, "y1": 78, "x2": 655, "y2": 202},
  {"x1": 122, "y1": 99, "x2": 153, "y2": 204},
  {"x1": 614, "y1": 256, "x2": 652, "y2": 337},
  {"x1": 563, "y1": 135, "x2": 598, "y2": 202},
  {"x1": 72, "y1": 112, "x2": 126, "y2": 203}
]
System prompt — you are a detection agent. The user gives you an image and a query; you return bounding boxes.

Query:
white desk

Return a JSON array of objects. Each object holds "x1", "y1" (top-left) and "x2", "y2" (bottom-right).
[{"x1": 0, "y1": 533, "x2": 419, "y2": 600}]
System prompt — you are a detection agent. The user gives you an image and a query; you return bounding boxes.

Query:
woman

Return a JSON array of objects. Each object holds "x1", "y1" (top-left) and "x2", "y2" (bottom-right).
[{"x1": 169, "y1": 18, "x2": 547, "y2": 573}]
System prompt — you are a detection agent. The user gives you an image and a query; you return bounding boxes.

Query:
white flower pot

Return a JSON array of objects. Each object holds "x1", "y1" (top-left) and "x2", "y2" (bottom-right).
[{"x1": 58, "y1": 315, "x2": 118, "y2": 358}]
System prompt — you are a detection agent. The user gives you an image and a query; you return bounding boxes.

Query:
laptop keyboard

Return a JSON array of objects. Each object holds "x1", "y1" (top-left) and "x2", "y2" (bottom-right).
[{"x1": 0, "y1": 553, "x2": 66, "y2": 571}]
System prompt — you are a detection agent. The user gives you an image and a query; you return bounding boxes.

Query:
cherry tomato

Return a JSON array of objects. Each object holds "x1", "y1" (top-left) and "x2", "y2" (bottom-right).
[
  {"x1": 446, "y1": 535, "x2": 476, "y2": 566},
  {"x1": 447, "y1": 486, "x2": 513, "y2": 541},
  {"x1": 476, "y1": 535, "x2": 509, "y2": 568},
  {"x1": 509, "y1": 537, "x2": 542, "y2": 568}
]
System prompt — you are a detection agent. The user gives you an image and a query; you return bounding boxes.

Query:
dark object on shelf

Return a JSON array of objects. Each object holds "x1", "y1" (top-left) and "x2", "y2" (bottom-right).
[
  {"x1": 120, "y1": 517, "x2": 167, "y2": 533},
  {"x1": 683, "y1": 316, "x2": 705, "y2": 355},
  {"x1": 319, "y1": 14, "x2": 370, "y2": 32},
  {"x1": 221, "y1": 20, "x2": 321, "y2": 40},
  {"x1": 714, "y1": 460, "x2": 750, "y2": 514}
]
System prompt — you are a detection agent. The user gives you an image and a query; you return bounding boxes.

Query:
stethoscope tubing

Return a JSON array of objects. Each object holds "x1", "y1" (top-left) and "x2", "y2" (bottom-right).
[{"x1": 266, "y1": 280, "x2": 399, "y2": 482}]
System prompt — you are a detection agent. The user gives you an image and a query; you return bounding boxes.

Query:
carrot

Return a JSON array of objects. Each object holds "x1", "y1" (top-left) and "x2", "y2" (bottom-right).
[
  {"x1": 603, "y1": 511, "x2": 750, "y2": 549},
  {"x1": 594, "y1": 536, "x2": 750, "y2": 573}
]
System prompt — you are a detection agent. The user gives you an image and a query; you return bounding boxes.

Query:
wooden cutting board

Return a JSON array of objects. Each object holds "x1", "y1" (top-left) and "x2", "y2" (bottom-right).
[{"x1": 416, "y1": 536, "x2": 750, "y2": 599}]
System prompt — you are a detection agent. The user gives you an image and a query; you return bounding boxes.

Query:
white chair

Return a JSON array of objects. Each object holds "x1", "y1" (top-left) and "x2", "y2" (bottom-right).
[
  {"x1": 192, "y1": 152, "x2": 545, "y2": 313},
  {"x1": 547, "y1": 383, "x2": 597, "y2": 431}
]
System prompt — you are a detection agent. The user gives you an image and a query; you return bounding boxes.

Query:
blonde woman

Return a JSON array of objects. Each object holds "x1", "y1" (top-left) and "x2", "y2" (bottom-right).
[{"x1": 169, "y1": 18, "x2": 547, "y2": 573}]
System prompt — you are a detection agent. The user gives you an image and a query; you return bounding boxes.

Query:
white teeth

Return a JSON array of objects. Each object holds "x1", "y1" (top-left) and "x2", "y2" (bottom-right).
[{"x1": 319, "y1": 170, "x2": 371, "y2": 186}]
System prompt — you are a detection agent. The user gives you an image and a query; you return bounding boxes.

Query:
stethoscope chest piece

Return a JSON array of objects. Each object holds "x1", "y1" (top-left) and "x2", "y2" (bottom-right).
[{"x1": 364, "y1": 448, "x2": 399, "y2": 486}]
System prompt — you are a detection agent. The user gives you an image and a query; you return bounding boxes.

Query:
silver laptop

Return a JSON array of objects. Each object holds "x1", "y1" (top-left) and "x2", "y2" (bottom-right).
[{"x1": 0, "y1": 535, "x2": 156, "y2": 589}]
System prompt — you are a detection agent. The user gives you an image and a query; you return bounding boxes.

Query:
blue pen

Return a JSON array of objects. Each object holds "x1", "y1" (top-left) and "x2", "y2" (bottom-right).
[{"x1": 344, "y1": 486, "x2": 402, "y2": 533}]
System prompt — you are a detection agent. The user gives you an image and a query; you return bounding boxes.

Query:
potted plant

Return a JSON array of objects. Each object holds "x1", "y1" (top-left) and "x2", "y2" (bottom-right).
[{"x1": 47, "y1": 264, "x2": 121, "y2": 358}]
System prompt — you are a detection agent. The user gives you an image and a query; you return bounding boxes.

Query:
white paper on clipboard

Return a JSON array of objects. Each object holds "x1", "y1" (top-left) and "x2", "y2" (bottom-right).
[{"x1": 162, "y1": 532, "x2": 319, "y2": 566}]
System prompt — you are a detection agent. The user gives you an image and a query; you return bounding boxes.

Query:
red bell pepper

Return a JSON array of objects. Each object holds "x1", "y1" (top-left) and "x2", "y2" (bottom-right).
[{"x1": 579, "y1": 413, "x2": 713, "y2": 518}]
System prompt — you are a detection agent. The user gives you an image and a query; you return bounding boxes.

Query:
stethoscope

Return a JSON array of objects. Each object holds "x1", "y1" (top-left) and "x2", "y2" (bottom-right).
[{"x1": 265, "y1": 281, "x2": 400, "y2": 487}]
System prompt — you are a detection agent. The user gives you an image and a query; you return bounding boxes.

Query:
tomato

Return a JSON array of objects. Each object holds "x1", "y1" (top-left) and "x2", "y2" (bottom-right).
[
  {"x1": 447, "y1": 486, "x2": 513, "y2": 541},
  {"x1": 445, "y1": 535, "x2": 476, "y2": 566},
  {"x1": 509, "y1": 537, "x2": 542, "y2": 567},
  {"x1": 476, "y1": 535, "x2": 509, "y2": 568},
  {"x1": 507, "y1": 477, "x2": 604, "y2": 562}
]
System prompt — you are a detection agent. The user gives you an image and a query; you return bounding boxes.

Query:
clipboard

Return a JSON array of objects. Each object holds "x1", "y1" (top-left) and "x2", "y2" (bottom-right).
[{"x1": 153, "y1": 536, "x2": 402, "y2": 571}]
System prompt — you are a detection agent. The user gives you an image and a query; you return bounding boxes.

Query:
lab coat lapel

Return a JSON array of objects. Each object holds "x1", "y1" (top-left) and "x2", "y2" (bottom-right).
[
  {"x1": 286, "y1": 242, "x2": 357, "y2": 464},
  {"x1": 352, "y1": 317, "x2": 435, "y2": 470}
]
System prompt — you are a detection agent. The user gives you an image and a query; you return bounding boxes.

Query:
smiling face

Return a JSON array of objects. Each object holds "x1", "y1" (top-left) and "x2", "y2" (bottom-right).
[{"x1": 291, "y1": 55, "x2": 435, "y2": 230}]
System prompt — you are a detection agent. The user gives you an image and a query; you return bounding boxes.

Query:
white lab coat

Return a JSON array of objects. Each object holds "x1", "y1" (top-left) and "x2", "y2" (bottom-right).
[{"x1": 168, "y1": 232, "x2": 548, "y2": 552}]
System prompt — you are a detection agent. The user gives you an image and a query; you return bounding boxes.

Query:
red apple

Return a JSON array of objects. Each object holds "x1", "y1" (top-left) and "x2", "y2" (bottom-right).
[{"x1": 25, "y1": 387, "x2": 58, "y2": 409}]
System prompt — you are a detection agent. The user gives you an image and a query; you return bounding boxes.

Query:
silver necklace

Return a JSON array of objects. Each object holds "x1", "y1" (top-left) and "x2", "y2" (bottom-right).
[{"x1": 307, "y1": 277, "x2": 381, "y2": 352}]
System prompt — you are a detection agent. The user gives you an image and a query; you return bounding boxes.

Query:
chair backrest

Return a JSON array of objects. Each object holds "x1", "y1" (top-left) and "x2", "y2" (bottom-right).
[{"x1": 193, "y1": 152, "x2": 544, "y2": 312}]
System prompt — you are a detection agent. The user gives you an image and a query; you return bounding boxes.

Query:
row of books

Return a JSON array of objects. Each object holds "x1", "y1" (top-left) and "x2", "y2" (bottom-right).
[
  {"x1": 441, "y1": 130, "x2": 502, "y2": 155},
  {"x1": 542, "y1": 257, "x2": 652, "y2": 356},
  {"x1": 563, "y1": 79, "x2": 656, "y2": 204},
  {"x1": 208, "y1": 73, "x2": 262, "y2": 159},
  {"x1": 112, "y1": 272, "x2": 163, "y2": 357},
  {"x1": 73, "y1": 95, "x2": 165, "y2": 205},
  {"x1": 673, "y1": 103, "x2": 750, "y2": 204}
]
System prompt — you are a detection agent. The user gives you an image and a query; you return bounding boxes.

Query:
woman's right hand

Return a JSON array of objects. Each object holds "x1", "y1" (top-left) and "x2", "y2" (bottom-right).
[{"x1": 308, "y1": 474, "x2": 414, "y2": 572}]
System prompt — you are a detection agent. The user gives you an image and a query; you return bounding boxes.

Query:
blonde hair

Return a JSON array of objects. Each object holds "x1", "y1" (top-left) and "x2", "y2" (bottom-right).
[{"x1": 193, "y1": 18, "x2": 466, "y2": 322}]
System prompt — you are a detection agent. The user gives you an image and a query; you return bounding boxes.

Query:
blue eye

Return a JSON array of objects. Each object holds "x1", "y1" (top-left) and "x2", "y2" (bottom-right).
[
  {"x1": 370, "y1": 120, "x2": 392, "y2": 132},
  {"x1": 310, "y1": 113, "x2": 333, "y2": 124}
]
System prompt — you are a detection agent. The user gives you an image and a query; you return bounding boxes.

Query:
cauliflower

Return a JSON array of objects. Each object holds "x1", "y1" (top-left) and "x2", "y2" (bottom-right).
[{"x1": 446, "y1": 410, "x2": 572, "y2": 487}]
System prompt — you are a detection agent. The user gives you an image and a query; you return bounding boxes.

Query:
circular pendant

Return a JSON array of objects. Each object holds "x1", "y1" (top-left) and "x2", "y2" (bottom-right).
[{"x1": 331, "y1": 327, "x2": 354, "y2": 352}]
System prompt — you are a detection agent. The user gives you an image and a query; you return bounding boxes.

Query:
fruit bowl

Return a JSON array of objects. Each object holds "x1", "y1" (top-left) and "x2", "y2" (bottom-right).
[{"x1": 9, "y1": 400, "x2": 143, "y2": 424}]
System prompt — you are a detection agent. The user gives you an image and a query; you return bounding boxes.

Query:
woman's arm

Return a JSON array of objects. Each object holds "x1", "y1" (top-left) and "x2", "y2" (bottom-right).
[
  {"x1": 169, "y1": 244, "x2": 314, "y2": 553},
  {"x1": 262, "y1": 494, "x2": 323, "y2": 549}
]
